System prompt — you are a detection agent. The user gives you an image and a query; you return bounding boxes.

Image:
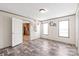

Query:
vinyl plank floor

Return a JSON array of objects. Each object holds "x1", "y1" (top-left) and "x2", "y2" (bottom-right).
[{"x1": 0, "y1": 38, "x2": 78, "y2": 56}]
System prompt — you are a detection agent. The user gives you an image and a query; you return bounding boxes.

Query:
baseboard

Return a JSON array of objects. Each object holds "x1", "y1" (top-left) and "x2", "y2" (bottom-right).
[
  {"x1": 12, "y1": 43, "x2": 22, "y2": 47},
  {"x1": 0, "y1": 46, "x2": 12, "y2": 50},
  {"x1": 40, "y1": 37, "x2": 76, "y2": 46}
]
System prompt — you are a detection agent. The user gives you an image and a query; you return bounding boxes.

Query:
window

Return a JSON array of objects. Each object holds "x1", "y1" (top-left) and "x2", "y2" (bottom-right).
[
  {"x1": 59, "y1": 20, "x2": 69, "y2": 37},
  {"x1": 43, "y1": 23, "x2": 48, "y2": 34}
]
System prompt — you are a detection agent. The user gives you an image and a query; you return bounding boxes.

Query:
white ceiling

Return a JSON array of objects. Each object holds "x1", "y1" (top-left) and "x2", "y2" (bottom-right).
[{"x1": 0, "y1": 3, "x2": 77, "y2": 21}]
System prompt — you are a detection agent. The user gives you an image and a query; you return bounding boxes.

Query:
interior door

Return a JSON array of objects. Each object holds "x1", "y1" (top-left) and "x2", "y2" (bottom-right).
[{"x1": 12, "y1": 18, "x2": 23, "y2": 47}]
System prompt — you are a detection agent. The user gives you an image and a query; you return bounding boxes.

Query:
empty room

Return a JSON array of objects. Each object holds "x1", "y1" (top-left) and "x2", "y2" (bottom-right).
[{"x1": 0, "y1": 3, "x2": 79, "y2": 56}]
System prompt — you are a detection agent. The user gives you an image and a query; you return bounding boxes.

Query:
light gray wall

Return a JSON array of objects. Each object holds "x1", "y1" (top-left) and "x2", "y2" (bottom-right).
[
  {"x1": 0, "y1": 15, "x2": 12, "y2": 49},
  {"x1": 76, "y1": 4, "x2": 79, "y2": 53},
  {"x1": 30, "y1": 21, "x2": 40, "y2": 40},
  {"x1": 40, "y1": 15, "x2": 76, "y2": 44}
]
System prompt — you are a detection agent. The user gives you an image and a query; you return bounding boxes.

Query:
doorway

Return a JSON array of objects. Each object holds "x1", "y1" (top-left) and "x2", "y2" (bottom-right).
[{"x1": 23, "y1": 23, "x2": 30, "y2": 43}]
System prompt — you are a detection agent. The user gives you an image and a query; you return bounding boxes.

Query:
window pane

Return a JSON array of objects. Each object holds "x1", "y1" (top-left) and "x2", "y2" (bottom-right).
[
  {"x1": 43, "y1": 23, "x2": 48, "y2": 34},
  {"x1": 59, "y1": 21, "x2": 68, "y2": 37}
]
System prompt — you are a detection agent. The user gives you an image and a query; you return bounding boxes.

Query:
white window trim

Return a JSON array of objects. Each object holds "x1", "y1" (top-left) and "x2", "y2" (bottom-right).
[
  {"x1": 42, "y1": 22, "x2": 49, "y2": 35},
  {"x1": 58, "y1": 20, "x2": 70, "y2": 38}
]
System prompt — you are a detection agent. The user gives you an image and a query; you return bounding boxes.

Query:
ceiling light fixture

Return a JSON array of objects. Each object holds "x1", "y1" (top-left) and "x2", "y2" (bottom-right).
[{"x1": 39, "y1": 9, "x2": 47, "y2": 13}]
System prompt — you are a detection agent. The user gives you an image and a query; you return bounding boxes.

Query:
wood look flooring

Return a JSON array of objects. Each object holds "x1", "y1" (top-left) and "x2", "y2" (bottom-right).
[
  {"x1": 23, "y1": 35, "x2": 29, "y2": 42},
  {"x1": 0, "y1": 39, "x2": 78, "y2": 56}
]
